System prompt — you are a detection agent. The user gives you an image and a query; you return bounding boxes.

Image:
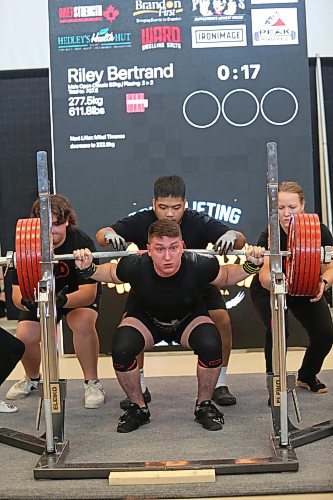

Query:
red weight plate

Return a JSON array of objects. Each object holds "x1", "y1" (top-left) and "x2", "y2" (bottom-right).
[
  {"x1": 304, "y1": 214, "x2": 314, "y2": 295},
  {"x1": 286, "y1": 215, "x2": 298, "y2": 295},
  {"x1": 287, "y1": 214, "x2": 321, "y2": 296},
  {"x1": 285, "y1": 217, "x2": 294, "y2": 293},
  {"x1": 287, "y1": 214, "x2": 307, "y2": 295},
  {"x1": 28, "y1": 218, "x2": 38, "y2": 300},
  {"x1": 35, "y1": 218, "x2": 42, "y2": 284},
  {"x1": 19, "y1": 218, "x2": 32, "y2": 301},
  {"x1": 301, "y1": 214, "x2": 312, "y2": 296},
  {"x1": 27, "y1": 218, "x2": 40, "y2": 300},
  {"x1": 295, "y1": 217, "x2": 302, "y2": 294},
  {"x1": 306, "y1": 213, "x2": 321, "y2": 295},
  {"x1": 17, "y1": 218, "x2": 34, "y2": 301},
  {"x1": 300, "y1": 214, "x2": 320, "y2": 296},
  {"x1": 24, "y1": 218, "x2": 34, "y2": 301},
  {"x1": 23, "y1": 218, "x2": 36, "y2": 301},
  {"x1": 29, "y1": 218, "x2": 42, "y2": 298},
  {"x1": 29, "y1": 218, "x2": 37, "y2": 287},
  {"x1": 15, "y1": 218, "x2": 42, "y2": 302},
  {"x1": 297, "y1": 213, "x2": 308, "y2": 295},
  {"x1": 313, "y1": 214, "x2": 322, "y2": 290},
  {"x1": 290, "y1": 214, "x2": 308, "y2": 295},
  {"x1": 15, "y1": 219, "x2": 29, "y2": 301},
  {"x1": 293, "y1": 214, "x2": 302, "y2": 295}
]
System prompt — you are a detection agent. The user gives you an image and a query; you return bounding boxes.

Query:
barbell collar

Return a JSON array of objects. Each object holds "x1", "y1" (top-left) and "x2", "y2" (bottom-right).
[
  {"x1": 322, "y1": 246, "x2": 333, "y2": 264},
  {"x1": 0, "y1": 251, "x2": 15, "y2": 270}
]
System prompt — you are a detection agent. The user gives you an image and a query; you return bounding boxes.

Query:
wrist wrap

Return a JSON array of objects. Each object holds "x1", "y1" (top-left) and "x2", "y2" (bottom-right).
[
  {"x1": 243, "y1": 260, "x2": 263, "y2": 275},
  {"x1": 76, "y1": 262, "x2": 97, "y2": 280}
]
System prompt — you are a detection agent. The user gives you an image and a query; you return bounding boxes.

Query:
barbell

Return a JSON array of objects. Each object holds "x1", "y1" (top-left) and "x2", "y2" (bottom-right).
[{"x1": 0, "y1": 213, "x2": 332, "y2": 301}]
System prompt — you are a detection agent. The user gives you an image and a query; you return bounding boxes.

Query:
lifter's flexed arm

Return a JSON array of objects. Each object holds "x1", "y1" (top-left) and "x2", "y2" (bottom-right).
[
  {"x1": 74, "y1": 245, "x2": 265, "y2": 287},
  {"x1": 74, "y1": 249, "x2": 123, "y2": 284},
  {"x1": 211, "y1": 246, "x2": 265, "y2": 287}
]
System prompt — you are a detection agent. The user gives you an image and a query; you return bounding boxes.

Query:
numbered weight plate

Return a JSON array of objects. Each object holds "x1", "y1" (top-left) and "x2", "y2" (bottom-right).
[
  {"x1": 286, "y1": 213, "x2": 321, "y2": 296},
  {"x1": 15, "y1": 218, "x2": 42, "y2": 301}
]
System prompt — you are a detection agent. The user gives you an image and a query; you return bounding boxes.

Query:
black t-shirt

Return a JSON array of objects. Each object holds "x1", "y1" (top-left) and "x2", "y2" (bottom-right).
[
  {"x1": 116, "y1": 252, "x2": 220, "y2": 321},
  {"x1": 112, "y1": 209, "x2": 231, "y2": 249},
  {"x1": 13, "y1": 227, "x2": 102, "y2": 299},
  {"x1": 250, "y1": 222, "x2": 333, "y2": 299}
]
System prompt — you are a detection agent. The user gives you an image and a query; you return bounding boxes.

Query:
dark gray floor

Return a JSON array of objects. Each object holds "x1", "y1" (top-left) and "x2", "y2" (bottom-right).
[{"x1": 0, "y1": 372, "x2": 332, "y2": 499}]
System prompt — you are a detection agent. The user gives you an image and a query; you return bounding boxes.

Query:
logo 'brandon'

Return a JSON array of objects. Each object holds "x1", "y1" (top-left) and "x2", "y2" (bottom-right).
[
  {"x1": 133, "y1": 0, "x2": 183, "y2": 22},
  {"x1": 59, "y1": 4, "x2": 119, "y2": 23}
]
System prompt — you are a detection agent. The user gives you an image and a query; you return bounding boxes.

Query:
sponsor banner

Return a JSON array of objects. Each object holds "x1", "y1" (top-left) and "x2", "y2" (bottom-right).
[
  {"x1": 192, "y1": 0, "x2": 246, "y2": 23},
  {"x1": 58, "y1": 28, "x2": 131, "y2": 51},
  {"x1": 252, "y1": 0, "x2": 297, "y2": 4},
  {"x1": 59, "y1": 4, "x2": 120, "y2": 23},
  {"x1": 252, "y1": 8, "x2": 299, "y2": 46},
  {"x1": 191, "y1": 25, "x2": 247, "y2": 48},
  {"x1": 141, "y1": 25, "x2": 182, "y2": 50},
  {"x1": 133, "y1": 0, "x2": 183, "y2": 24}
]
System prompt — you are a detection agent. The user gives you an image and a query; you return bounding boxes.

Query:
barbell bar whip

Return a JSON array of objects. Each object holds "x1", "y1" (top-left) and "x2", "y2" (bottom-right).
[
  {"x1": 54, "y1": 248, "x2": 292, "y2": 261},
  {"x1": 0, "y1": 248, "x2": 293, "y2": 268},
  {"x1": 3, "y1": 247, "x2": 333, "y2": 269},
  {"x1": 0, "y1": 214, "x2": 330, "y2": 300}
]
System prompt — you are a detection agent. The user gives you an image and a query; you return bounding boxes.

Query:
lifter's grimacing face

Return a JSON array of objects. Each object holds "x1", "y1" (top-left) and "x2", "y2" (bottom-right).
[
  {"x1": 153, "y1": 196, "x2": 186, "y2": 224},
  {"x1": 147, "y1": 235, "x2": 183, "y2": 277}
]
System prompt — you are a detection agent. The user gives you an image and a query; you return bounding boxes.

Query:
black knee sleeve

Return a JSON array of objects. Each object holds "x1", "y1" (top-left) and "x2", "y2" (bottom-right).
[
  {"x1": 188, "y1": 323, "x2": 222, "y2": 368},
  {"x1": 111, "y1": 326, "x2": 145, "y2": 372}
]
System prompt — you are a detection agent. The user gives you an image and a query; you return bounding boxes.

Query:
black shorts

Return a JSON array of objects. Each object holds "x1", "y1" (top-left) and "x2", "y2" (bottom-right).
[
  {"x1": 125, "y1": 307, "x2": 211, "y2": 345},
  {"x1": 202, "y1": 284, "x2": 226, "y2": 311},
  {"x1": 17, "y1": 301, "x2": 99, "y2": 324}
]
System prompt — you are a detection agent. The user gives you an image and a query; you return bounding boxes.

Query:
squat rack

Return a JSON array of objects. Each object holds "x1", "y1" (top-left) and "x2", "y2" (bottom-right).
[{"x1": 0, "y1": 145, "x2": 332, "y2": 480}]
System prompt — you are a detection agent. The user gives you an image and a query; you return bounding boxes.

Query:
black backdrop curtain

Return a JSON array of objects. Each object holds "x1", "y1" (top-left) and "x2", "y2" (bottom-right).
[{"x1": 0, "y1": 69, "x2": 53, "y2": 318}]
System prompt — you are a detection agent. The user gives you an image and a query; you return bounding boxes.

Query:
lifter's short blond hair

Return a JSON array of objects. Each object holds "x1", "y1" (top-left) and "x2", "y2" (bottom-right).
[{"x1": 148, "y1": 219, "x2": 182, "y2": 241}]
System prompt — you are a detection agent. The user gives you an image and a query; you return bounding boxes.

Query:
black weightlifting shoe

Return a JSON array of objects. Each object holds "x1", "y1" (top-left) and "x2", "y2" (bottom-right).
[
  {"x1": 212, "y1": 385, "x2": 237, "y2": 406},
  {"x1": 117, "y1": 403, "x2": 150, "y2": 433},
  {"x1": 194, "y1": 400, "x2": 224, "y2": 431},
  {"x1": 120, "y1": 387, "x2": 151, "y2": 410},
  {"x1": 296, "y1": 375, "x2": 327, "y2": 394}
]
